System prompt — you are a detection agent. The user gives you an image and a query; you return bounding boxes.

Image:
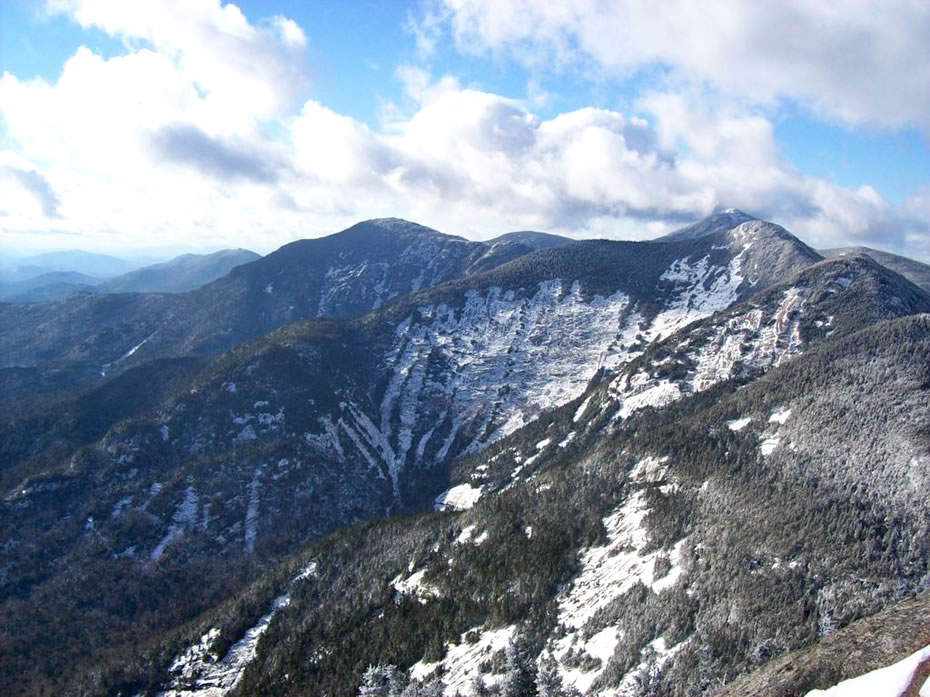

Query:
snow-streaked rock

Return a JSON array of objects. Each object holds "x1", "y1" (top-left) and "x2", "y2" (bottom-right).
[{"x1": 157, "y1": 561, "x2": 317, "y2": 696}]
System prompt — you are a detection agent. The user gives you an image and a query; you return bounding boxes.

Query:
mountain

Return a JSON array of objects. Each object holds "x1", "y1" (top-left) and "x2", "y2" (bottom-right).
[
  {"x1": 6, "y1": 249, "x2": 137, "y2": 278},
  {"x1": 657, "y1": 208, "x2": 758, "y2": 242},
  {"x1": 464, "y1": 230, "x2": 573, "y2": 275},
  {"x1": 2, "y1": 213, "x2": 919, "y2": 697},
  {"x1": 0, "y1": 270, "x2": 100, "y2": 301},
  {"x1": 93, "y1": 248, "x2": 260, "y2": 294},
  {"x1": 0, "y1": 250, "x2": 263, "y2": 302},
  {"x1": 187, "y1": 310, "x2": 930, "y2": 697},
  {"x1": 0, "y1": 219, "x2": 551, "y2": 385},
  {"x1": 821, "y1": 245, "x2": 930, "y2": 294}
]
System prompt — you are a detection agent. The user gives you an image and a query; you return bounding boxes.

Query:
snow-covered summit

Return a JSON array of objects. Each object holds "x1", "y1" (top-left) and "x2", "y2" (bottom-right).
[{"x1": 659, "y1": 208, "x2": 757, "y2": 242}]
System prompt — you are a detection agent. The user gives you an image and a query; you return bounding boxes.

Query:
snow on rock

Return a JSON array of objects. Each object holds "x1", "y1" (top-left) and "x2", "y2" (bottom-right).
[
  {"x1": 652, "y1": 538, "x2": 687, "y2": 593},
  {"x1": 384, "y1": 281, "x2": 638, "y2": 461},
  {"x1": 435, "y1": 483, "x2": 483, "y2": 511},
  {"x1": 157, "y1": 561, "x2": 318, "y2": 696},
  {"x1": 760, "y1": 437, "x2": 781, "y2": 456},
  {"x1": 392, "y1": 568, "x2": 438, "y2": 603},
  {"x1": 805, "y1": 644, "x2": 930, "y2": 697},
  {"x1": 769, "y1": 407, "x2": 792, "y2": 424},
  {"x1": 454, "y1": 525, "x2": 476, "y2": 545},
  {"x1": 608, "y1": 285, "x2": 806, "y2": 426},
  {"x1": 549, "y1": 490, "x2": 687, "y2": 693},
  {"x1": 728, "y1": 416, "x2": 752, "y2": 431},
  {"x1": 408, "y1": 625, "x2": 516, "y2": 695},
  {"x1": 630, "y1": 455, "x2": 670, "y2": 484},
  {"x1": 151, "y1": 487, "x2": 198, "y2": 561},
  {"x1": 556, "y1": 491, "x2": 652, "y2": 632},
  {"x1": 524, "y1": 438, "x2": 553, "y2": 466},
  {"x1": 614, "y1": 379, "x2": 682, "y2": 421},
  {"x1": 574, "y1": 396, "x2": 593, "y2": 422}
]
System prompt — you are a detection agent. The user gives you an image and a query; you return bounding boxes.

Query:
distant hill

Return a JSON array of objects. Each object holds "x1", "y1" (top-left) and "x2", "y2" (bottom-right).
[
  {"x1": 821, "y1": 245, "x2": 930, "y2": 294},
  {"x1": 0, "y1": 270, "x2": 99, "y2": 301},
  {"x1": 8, "y1": 249, "x2": 136, "y2": 278},
  {"x1": 95, "y1": 248, "x2": 261, "y2": 294}
]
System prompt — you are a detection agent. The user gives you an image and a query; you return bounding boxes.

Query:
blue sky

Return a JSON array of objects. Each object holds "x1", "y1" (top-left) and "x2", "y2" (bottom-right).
[{"x1": 1, "y1": 0, "x2": 929, "y2": 260}]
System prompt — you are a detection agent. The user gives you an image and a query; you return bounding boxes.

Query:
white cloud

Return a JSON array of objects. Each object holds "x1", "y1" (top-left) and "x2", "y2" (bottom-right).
[
  {"x1": 45, "y1": 0, "x2": 306, "y2": 121},
  {"x1": 1, "y1": 2, "x2": 927, "y2": 261},
  {"x1": 429, "y1": 0, "x2": 930, "y2": 132}
]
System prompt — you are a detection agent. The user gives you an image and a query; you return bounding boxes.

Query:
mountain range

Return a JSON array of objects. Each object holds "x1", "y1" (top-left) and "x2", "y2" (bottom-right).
[
  {"x1": 0, "y1": 248, "x2": 261, "y2": 302},
  {"x1": 0, "y1": 211, "x2": 928, "y2": 697}
]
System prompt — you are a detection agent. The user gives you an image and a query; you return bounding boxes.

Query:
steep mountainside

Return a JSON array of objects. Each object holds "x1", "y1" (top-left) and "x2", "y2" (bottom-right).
[
  {"x1": 713, "y1": 590, "x2": 930, "y2": 697},
  {"x1": 2, "y1": 217, "x2": 925, "y2": 697},
  {"x1": 257, "y1": 315, "x2": 930, "y2": 697},
  {"x1": 89, "y1": 310, "x2": 930, "y2": 697}
]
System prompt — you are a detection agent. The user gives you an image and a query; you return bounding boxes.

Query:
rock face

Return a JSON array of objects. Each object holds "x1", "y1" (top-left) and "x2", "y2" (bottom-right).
[{"x1": 2, "y1": 212, "x2": 930, "y2": 697}]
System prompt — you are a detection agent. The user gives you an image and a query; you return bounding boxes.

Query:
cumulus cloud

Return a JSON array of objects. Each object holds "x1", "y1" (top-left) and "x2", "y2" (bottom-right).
[
  {"x1": 280, "y1": 75, "x2": 925, "y2": 254},
  {"x1": 149, "y1": 124, "x2": 279, "y2": 183},
  {"x1": 0, "y1": 1, "x2": 926, "y2": 260},
  {"x1": 0, "y1": 165, "x2": 62, "y2": 218},
  {"x1": 45, "y1": 0, "x2": 307, "y2": 120},
  {"x1": 427, "y1": 0, "x2": 930, "y2": 132}
]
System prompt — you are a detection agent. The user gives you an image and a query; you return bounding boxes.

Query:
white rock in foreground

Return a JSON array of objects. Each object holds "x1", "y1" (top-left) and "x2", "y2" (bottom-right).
[{"x1": 805, "y1": 644, "x2": 930, "y2": 697}]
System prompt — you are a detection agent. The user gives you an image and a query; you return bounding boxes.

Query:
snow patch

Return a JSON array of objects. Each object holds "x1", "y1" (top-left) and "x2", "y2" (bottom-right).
[
  {"x1": 408, "y1": 625, "x2": 516, "y2": 695},
  {"x1": 631, "y1": 455, "x2": 670, "y2": 483},
  {"x1": 550, "y1": 491, "x2": 687, "y2": 693},
  {"x1": 574, "y1": 396, "x2": 592, "y2": 422},
  {"x1": 727, "y1": 416, "x2": 752, "y2": 431},
  {"x1": 769, "y1": 407, "x2": 792, "y2": 424},
  {"x1": 805, "y1": 644, "x2": 930, "y2": 697},
  {"x1": 392, "y1": 569, "x2": 438, "y2": 603},
  {"x1": 455, "y1": 525, "x2": 476, "y2": 545},
  {"x1": 435, "y1": 483, "x2": 483, "y2": 511},
  {"x1": 150, "y1": 487, "x2": 198, "y2": 561},
  {"x1": 760, "y1": 437, "x2": 781, "y2": 456}
]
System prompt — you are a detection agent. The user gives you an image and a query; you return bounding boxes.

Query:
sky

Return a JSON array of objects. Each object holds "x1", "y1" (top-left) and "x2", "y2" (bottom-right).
[{"x1": 1, "y1": 0, "x2": 929, "y2": 261}]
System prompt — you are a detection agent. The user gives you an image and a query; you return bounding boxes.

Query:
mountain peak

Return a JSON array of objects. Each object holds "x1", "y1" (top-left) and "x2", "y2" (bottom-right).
[
  {"x1": 660, "y1": 208, "x2": 758, "y2": 242},
  {"x1": 350, "y1": 217, "x2": 440, "y2": 234}
]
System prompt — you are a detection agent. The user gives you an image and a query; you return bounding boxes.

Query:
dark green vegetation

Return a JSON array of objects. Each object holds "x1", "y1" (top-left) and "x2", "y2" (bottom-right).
[{"x1": 1, "y1": 214, "x2": 929, "y2": 697}]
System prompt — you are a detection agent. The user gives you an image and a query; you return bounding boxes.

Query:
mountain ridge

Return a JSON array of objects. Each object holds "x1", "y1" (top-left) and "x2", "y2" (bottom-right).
[{"x1": 2, "y1": 212, "x2": 930, "y2": 697}]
